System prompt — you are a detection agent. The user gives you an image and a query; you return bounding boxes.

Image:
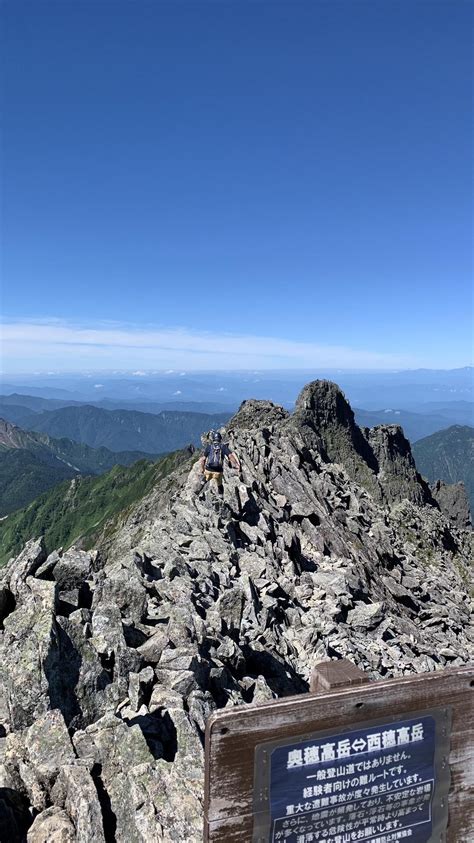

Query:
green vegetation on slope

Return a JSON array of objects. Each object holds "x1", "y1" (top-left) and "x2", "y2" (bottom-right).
[
  {"x1": 29, "y1": 435, "x2": 163, "y2": 474},
  {"x1": 413, "y1": 425, "x2": 474, "y2": 510},
  {"x1": 0, "y1": 449, "x2": 76, "y2": 515},
  {"x1": 0, "y1": 417, "x2": 163, "y2": 516},
  {"x1": 0, "y1": 448, "x2": 192, "y2": 566}
]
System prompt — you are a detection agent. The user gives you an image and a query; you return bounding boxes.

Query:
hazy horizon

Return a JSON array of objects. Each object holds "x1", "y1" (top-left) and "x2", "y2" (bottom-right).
[
  {"x1": 2, "y1": 364, "x2": 473, "y2": 379},
  {"x1": 2, "y1": 365, "x2": 472, "y2": 415}
]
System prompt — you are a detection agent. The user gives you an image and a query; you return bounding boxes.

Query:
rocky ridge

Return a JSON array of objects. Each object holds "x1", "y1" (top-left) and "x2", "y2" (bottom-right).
[{"x1": 0, "y1": 381, "x2": 472, "y2": 842}]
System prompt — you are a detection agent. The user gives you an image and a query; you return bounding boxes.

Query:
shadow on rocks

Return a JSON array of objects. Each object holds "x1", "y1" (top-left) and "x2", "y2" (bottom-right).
[
  {"x1": 0, "y1": 787, "x2": 32, "y2": 842},
  {"x1": 44, "y1": 622, "x2": 83, "y2": 729},
  {"x1": 91, "y1": 765, "x2": 117, "y2": 843},
  {"x1": 241, "y1": 645, "x2": 309, "y2": 697},
  {"x1": 125, "y1": 710, "x2": 178, "y2": 762}
]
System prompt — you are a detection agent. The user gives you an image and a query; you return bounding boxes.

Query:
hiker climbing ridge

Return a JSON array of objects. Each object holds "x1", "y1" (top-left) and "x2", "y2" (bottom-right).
[{"x1": 199, "y1": 430, "x2": 241, "y2": 493}]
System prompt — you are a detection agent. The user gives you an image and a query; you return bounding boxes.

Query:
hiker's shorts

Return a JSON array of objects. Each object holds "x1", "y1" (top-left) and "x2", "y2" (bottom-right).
[{"x1": 204, "y1": 470, "x2": 223, "y2": 486}]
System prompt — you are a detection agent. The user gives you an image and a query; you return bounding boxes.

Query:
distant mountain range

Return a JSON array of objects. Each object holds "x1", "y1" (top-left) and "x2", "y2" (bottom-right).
[
  {"x1": 413, "y1": 425, "x2": 474, "y2": 511},
  {"x1": 2, "y1": 366, "x2": 472, "y2": 408},
  {"x1": 0, "y1": 403, "x2": 231, "y2": 453},
  {"x1": 0, "y1": 418, "x2": 162, "y2": 515},
  {"x1": 1, "y1": 391, "x2": 472, "y2": 445},
  {"x1": 0, "y1": 392, "x2": 236, "y2": 416},
  {"x1": 353, "y1": 406, "x2": 474, "y2": 442}
]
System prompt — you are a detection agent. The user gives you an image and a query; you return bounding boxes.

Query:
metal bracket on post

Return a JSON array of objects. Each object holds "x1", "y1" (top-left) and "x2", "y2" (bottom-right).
[{"x1": 310, "y1": 658, "x2": 370, "y2": 695}]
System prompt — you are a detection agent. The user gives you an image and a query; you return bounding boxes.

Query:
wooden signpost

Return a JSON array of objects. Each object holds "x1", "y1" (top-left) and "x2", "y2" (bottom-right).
[{"x1": 204, "y1": 661, "x2": 473, "y2": 842}]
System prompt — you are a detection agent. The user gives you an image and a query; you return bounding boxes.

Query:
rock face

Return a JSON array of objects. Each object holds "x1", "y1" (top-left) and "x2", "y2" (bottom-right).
[
  {"x1": 290, "y1": 381, "x2": 432, "y2": 506},
  {"x1": 431, "y1": 479, "x2": 472, "y2": 529},
  {"x1": 0, "y1": 381, "x2": 472, "y2": 841}
]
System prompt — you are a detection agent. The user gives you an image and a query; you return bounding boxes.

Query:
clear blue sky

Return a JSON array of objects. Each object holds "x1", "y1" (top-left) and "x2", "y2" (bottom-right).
[{"x1": 1, "y1": 0, "x2": 472, "y2": 372}]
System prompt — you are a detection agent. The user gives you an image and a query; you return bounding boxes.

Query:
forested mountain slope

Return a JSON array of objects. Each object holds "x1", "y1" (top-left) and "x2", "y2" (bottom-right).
[
  {"x1": 413, "y1": 425, "x2": 474, "y2": 512},
  {"x1": 15, "y1": 404, "x2": 231, "y2": 452}
]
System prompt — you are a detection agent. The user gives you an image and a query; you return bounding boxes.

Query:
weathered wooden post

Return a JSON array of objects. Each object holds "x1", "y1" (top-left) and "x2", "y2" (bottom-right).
[
  {"x1": 309, "y1": 659, "x2": 370, "y2": 694},
  {"x1": 204, "y1": 662, "x2": 473, "y2": 842}
]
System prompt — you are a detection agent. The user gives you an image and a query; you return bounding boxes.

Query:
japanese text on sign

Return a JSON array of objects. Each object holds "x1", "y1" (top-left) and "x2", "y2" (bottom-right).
[
  {"x1": 287, "y1": 723, "x2": 424, "y2": 769},
  {"x1": 254, "y1": 712, "x2": 450, "y2": 843}
]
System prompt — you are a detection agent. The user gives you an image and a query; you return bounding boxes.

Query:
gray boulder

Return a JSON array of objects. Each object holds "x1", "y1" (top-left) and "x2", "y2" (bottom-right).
[{"x1": 27, "y1": 806, "x2": 76, "y2": 843}]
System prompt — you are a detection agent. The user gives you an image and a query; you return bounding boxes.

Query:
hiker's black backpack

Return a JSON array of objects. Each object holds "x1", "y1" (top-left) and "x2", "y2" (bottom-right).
[{"x1": 206, "y1": 442, "x2": 224, "y2": 470}]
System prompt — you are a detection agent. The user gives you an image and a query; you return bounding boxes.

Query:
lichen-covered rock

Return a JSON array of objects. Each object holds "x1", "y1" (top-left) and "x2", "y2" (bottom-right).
[
  {"x1": 27, "y1": 806, "x2": 76, "y2": 842},
  {"x1": 72, "y1": 713, "x2": 163, "y2": 842},
  {"x1": 52, "y1": 548, "x2": 101, "y2": 591},
  {"x1": 52, "y1": 765, "x2": 105, "y2": 842},
  {"x1": 1, "y1": 538, "x2": 47, "y2": 597},
  {"x1": 347, "y1": 601, "x2": 385, "y2": 629},
  {"x1": 0, "y1": 577, "x2": 58, "y2": 730},
  {"x1": 4, "y1": 710, "x2": 76, "y2": 812}
]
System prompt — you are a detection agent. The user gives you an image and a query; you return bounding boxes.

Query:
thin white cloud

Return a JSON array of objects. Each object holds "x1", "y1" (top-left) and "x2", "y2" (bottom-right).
[{"x1": 1, "y1": 316, "x2": 431, "y2": 373}]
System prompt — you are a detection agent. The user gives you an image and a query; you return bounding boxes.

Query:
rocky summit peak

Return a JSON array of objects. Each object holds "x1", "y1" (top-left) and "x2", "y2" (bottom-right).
[
  {"x1": 294, "y1": 378, "x2": 356, "y2": 427},
  {"x1": 289, "y1": 380, "x2": 431, "y2": 507},
  {"x1": 0, "y1": 417, "x2": 33, "y2": 449},
  {"x1": 0, "y1": 381, "x2": 472, "y2": 841},
  {"x1": 228, "y1": 397, "x2": 289, "y2": 431}
]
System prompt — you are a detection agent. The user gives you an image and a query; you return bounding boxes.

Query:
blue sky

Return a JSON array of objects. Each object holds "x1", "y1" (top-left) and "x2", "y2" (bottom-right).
[{"x1": 1, "y1": 0, "x2": 472, "y2": 372}]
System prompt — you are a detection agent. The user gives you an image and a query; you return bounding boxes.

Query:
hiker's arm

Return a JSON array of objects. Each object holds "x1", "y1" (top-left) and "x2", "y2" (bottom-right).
[{"x1": 200, "y1": 445, "x2": 210, "y2": 473}]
